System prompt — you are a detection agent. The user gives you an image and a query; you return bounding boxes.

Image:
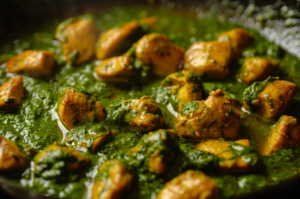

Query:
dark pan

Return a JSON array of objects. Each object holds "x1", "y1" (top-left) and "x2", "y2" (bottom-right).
[{"x1": 0, "y1": 0, "x2": 300, "y2": 198}]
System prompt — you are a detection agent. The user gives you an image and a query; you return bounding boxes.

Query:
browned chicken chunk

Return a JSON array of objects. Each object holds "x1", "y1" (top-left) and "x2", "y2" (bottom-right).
[
  {"x1": 0, "y1": 135, "x2": 26, "y2": 173},
  {"x1": 127, "y1": 96, "x2": 165, "y2": 131},
  {"x1": 218, "y1": 28, "x2": 253, "y2": 59},
  {"x1": 196, "y1": 139, "x2": 257, "y2": 172},
  {"x1": 58, "y1": 89, "x2": 106, "y2": 130},
  {"x1": 243, "y1": 78, "x2": 297, "y2": 120},
  {"x1": 162, "y1": 70, "x2": 203, "y2": 112},
  {"x1": 34, "y1": 143, "x2": 90, "y2": 178},
  {"x1": 156, "y1": 170, "x2": 219, "y2": 199},
  {"x1": 127, "y1": 129, "x2": 175, "y2": 174},
  {"x1": 66, "y1": 128, "x2": 110, "y2": 153},
  {"x1": 135, "y1": 33, "x2": 184, "y2": 76},
  {"x1": 239, "y1": 57, "x2": 279, "y2": 84},
  {"x1": 176, "y1": 89, "x2": 241, "y2": 140},
  {"x1": 183, "y1": 41, "x2": 232, "y2": 79},
  {"x1": 95, "y1": 21, "x2": 143, "y2": 60},
  {"x1": 262, "y1": 115, "x2": 300, "y2": 155},
  {"x1": 56, "y1": 17, "x2": 98, "y2": 65},
  {"x1": 0, "y1": 76, "x2": 24, "y2": 110},
  {"x1": 95, "y1": 56, "x2": 132, "y2": 82},
  {"x1": 91, "y1": 160, "x2": 133, "y2": 199},
  {"x1": 6, "y1": 50, "x2": 55, "y2": 75}
]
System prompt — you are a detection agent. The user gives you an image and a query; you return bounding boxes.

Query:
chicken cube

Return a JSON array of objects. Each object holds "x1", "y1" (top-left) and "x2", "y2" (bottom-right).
[
  {"x1": 183, "y1": 41, "x2": 232, "y2": 79},
  {"x1": 156, "y1": 170, "x2": 219, "y2": 199},
  {"x1": 95, "y1": 56, "x2": 132, "y2": 82},
  {"x1": 243, "y1": 78, "x2": 297, "y2": 120},
  {"x1": 218, "y1": 28, "x2": 253, "y2": 59},
  {"x1": 56, "y1": 17, "x2": 98, "y2": 65},
  {"x1": 126, "y1": 129, "x2": 175, "y2": 174},
  {"x1": 262, "y1": 115, "x2": 300, "y2": 155},
  {"x1": 34, "y1": 143, "x2": 90, "y2": 179},
  {"x1": 162, "y1": 70, "x2": 203, "y2": 112},
  {"x1": 0, "y1": 135, "x2": 26, "y2": 173},
  {"x1": 91, "y1": 160, "x2": 132, "y2": 199},
  {"x1": 127, "y1": 96, "x2": 165, "y2": 131},
  {"x1": 0, "y1": 76, "x2": 24, "y2": 110},
  {"x1": 135, "y1": 33, "x2": 184, "y2": 76},
  {"x1": 239, "y1": 57, "x2": 279, "y2": 84},
  {"x1": 66, "y1": 128, "x2": 110, "y2": 153},
  {"x1": 95, "y1": 21, "x2": 144, "y2": 60},
  {"x1": 176, "y1": 89, "x2": 241, "y2": 140},
  {"x1": 6, "y1": 50, "x2": 55, "y2": 75},
  {"x1": 58, "y1": 88, "x2": 106, "y2": 130},
  {"x1": 195, "y1": 139, "x2": 258, "y2": 172}
]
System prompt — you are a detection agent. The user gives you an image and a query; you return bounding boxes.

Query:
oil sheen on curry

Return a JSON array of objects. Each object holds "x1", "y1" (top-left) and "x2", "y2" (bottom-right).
[{"x1": 0, "y1": 6, "x2": 300, "y2": 199}]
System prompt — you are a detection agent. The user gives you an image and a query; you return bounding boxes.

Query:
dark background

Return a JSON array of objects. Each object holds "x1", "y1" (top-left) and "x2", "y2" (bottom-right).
[{"x1": 1, "y1": 0, "x2": 300, "y2": 199}]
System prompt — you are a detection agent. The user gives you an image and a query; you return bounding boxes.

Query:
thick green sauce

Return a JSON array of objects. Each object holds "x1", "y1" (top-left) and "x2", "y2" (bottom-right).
[{"x1": 0, "y1": 6, "x2": 300, "y2": 199}]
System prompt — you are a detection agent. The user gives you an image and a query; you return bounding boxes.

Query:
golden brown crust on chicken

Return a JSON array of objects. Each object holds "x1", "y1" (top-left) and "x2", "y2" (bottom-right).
[
  {"x1": 56, "y1": 18, "x2": 98, "y2": 65},
  {"x1": 0, "y1": 135, "x2": 26, "y2": 173},
  {"x1": 162, "y1": 70, "x2": 203, "y2": 112},
  {"x1": 195, "y1": 139, "x2": 255, "y2": 172},
  {"x1": 96, "y1": 21, "x2": 142, "y2": 60},
  {"x1": 262, "y1": 115, "x2": 300, "y2": 155},
  {"x1": 58, "y1": 89, "x2": 106, "y2": 130},
  {"x1": 91, "y1": 160, "x2": 132, "y2": 199},
  {"x1": 0, "y1": 76, "x2": 24, "y2": 110},
  {"x1": 239, "y1": 57, "x2": 279, "y2": 84},
  {"x1": 176, "y1": 89, "x2": 241, "y2": 140},
  {"x1": 135, "y1": 33, "x2": 184, "y2": 77},
  {"x1": 184, "y1": 41, "x2": 232, "y2": 79},
  {"x1": 156, "y1": 170, "x2": 219, "y2": 199},
  {"x1": 6, "y1": 50, "x2": 55, "y2": 75},
  {"x1": 127, "y1": 96, "x2": 165, "y2": 131},
  {"x1": 95, "y1": 56, "x2": 132, "y2": 82},
  {"x1": 243, "y1": 80, "x2": 297, "y2": 120},
  {"x1": 218, "y1": 28, "x2": 253, "y2": 59}
]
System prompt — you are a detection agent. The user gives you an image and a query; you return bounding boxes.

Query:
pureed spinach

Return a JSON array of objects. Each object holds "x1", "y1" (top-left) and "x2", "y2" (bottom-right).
[{"x1": 0, "y1": 6, "x2": 300, "y2": 199}]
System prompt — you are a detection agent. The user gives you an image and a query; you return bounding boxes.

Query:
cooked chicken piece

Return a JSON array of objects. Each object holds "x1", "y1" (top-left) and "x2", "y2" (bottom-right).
[
  {"x1": 135, "y1": 33, "x2": 184, "y2": 76},
  {"x1": 183, "y1": 41, "x2": 232, "y2": 79},
  {"x1": 177, "y1": 81, "x2": 202, "y2": 112},
  {"x1": 58, "y1": 89, "x2": 106, "y2": 130},
  {"x1": 239, "y1": 57, "x2": 279, "y2": 84},
  {"x1": 176, "y1": 89, "x2": 241, "y2": 140},
  {"x1": 218, "y1": 28, "x2": 253, "y2": 59},
  {"x1": 66, "y1": 129, "x2": 110, "y2": 153},
  {"x1": 127, "y1": 129, "x2": 175, "y2": 174},
  {"x1": 6, "y1": 50, "x2": 55, "y2": 75},
  {"x1": 196, "y1": 139, "x2": 257, "y2": 172},
  {"x1": 0, "y1": 76, "x2": 24, "y2": 110},
  {"x1": 156, "y1": 170, "x2": 219, "y2": 199},
  {"x1": 56, "y1": 17, "x2": 98, "y2": 65},
  {"x1": 243, "y1": 79, "x2": 297, "y2": 120},
  {"x1": 127, "y1": 96, "x2": 165, "y2": 131},
  {"x1": 95, "y1": 56, "x2": 132, "y2": 82},
  {"x1": 91, "y1": 160, "x2": 132, "y2": 199},
  {"x1": 0, "y1": 135, "x2": 26, "y2": 173},
  {"x1": 34, "y1": 143, "x2": 90, "y2": 178},
  {"x1": 96, "y1": 21, "x2": 143, "y2": 60},
  {"x1": 162, "y1": 70, "x2": 203, "y2": 111},
  {"x1": 262, "y1": 115, "x2": 300, "y2": 155}
]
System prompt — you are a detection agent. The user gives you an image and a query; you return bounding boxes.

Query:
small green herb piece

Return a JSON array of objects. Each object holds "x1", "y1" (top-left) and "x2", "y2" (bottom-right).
[
  {"x1": 243, "y1": 76, "x2": 278, "y2": 111},
  {"x1": 180, "y1": 101, "x2": 199, "y2": 115}
]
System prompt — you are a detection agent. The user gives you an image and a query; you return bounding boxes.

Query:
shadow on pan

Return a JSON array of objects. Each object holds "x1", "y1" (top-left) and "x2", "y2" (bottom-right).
[{"x1": 0, "y1": 0, "x2": 300, "y2": 199}]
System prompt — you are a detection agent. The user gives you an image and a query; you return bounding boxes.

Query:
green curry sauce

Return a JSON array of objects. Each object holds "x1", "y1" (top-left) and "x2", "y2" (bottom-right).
[{"x1": 0, "y1": 6, "x2": 300, "y2": 199}]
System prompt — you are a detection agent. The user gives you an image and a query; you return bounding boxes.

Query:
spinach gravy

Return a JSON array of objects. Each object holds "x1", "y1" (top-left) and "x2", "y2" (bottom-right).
[{"x1": 0, "y1": 6, "x2": 300, "y2": 199}]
